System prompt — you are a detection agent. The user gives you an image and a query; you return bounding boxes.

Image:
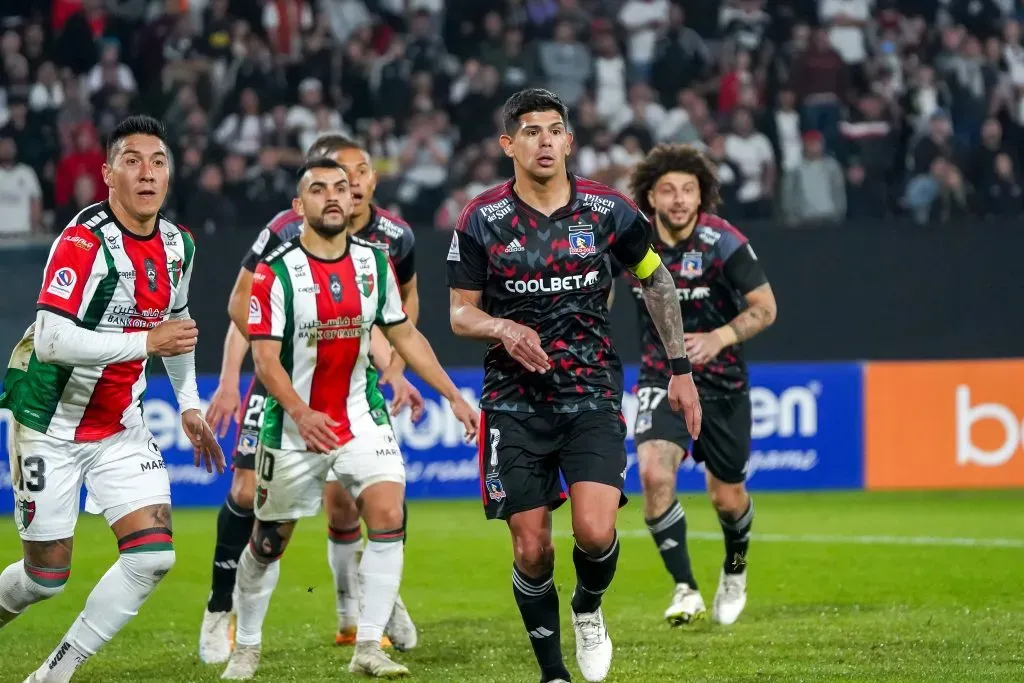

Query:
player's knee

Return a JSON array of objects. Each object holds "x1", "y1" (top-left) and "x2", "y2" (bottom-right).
[
  {"x1": 119, "y1": 549, "x2": 176, "y2": 586},
  {"x1": 20, "y1": 566, "x2": 69, "y2": 602},
  {"x1": 513, "y1": 534, "x2": 554, "y2": 575},
  {"x1": 230, "y1": 479, "x2": 256, "y2": 511},
  {"x1": 572, "y1": 517, "x2": 616, "y2": 555},
  {"x1": 326, "y1": 496, "x2": 359, "y2": 530},
  {"x1": 639, "y1": 460, "x2": 675, "y2": 501},
  {"x1": 709, "y1": 482, "x2": 747, "y2": 517},
  {"x1": 366, "y1": 505, "x2": 404, "y2": 533},
  {"x1": 251, "y1": 524, "x2": 287, "y2": 561}
]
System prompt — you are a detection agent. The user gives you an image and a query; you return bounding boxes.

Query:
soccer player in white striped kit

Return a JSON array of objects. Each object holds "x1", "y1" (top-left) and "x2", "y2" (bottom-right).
[
  {"x1": 0, "y1": 115, "x2": 224, "y2": 682},
  {"x1": 221, "y1": 158, "x2": 478, "y2": 679}
]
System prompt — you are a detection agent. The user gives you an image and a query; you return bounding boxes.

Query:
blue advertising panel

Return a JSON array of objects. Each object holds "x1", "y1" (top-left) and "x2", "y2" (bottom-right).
[{"x1": 0, "y1": 362, "x2": 864, "y2": 514}]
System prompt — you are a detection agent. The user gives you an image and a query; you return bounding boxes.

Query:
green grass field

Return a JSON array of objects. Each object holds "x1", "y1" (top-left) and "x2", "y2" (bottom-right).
[{"x1": 2, "y1": 490, "x2": 1024, "y2": 683}]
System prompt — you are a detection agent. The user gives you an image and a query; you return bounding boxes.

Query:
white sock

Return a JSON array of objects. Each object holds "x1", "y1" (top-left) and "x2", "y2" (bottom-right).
[
  {"x1": 0, "y1": 560, "x2": 68, "y2": 626},
  {"x1": 357, "y1": 538, "x2": 403, "y2": 644},
  {"x1": 234, "y1": 545, "x2": 281, "y2": 648},
  {"x1": 36, "y1": 550, "x2": 175, "y2": 683},
  {"x1": 327, "y1": 527, "x2": 362, "y2": 629}
]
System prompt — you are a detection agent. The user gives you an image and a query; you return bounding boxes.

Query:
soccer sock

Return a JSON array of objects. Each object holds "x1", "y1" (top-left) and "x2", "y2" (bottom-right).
[
  {"x1": 357, "y1": 529, "x2": 405, "y2": 644},
  {"x1": 719, "y1": 499, "x2": 754, "y2": 575},
  {"x1": 37, "y1": 533, "x2": 175, "y2": 683},
  {"x1": 0, "y1": 560, "x2": 69, "y2": 627},
  {"x1": 512, "y1": 564, "x2": 570, "y2": 682},
  {"x1": 234, "y1": 544, "x2": 282, "y2": 648},
  {"x1": 208, "y1": 494, "x2": 254, "y2": 613},
  {"x1": 327, "y1": 524, "x2": 362, "y2": 629},
  {"x1": 571, "y1": 532, "x2": 620, "y2": 615},
  {"x1": 401, "y1": 500, "x2": 408, "y2": 545},
  {"x1": 646, "y1": 500, "x2": 698, "y2": 589}
]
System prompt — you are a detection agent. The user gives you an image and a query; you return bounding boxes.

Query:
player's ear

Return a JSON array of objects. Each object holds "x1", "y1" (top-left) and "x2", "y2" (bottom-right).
[
  {"x1": 647, "y1": 189, "x2": 656, "y2": 211},
  {"x1": 292, "y1": 196, "x2": 304, "y2": 217},
  {"x1": 499, "y1": 134, "x2": 514, "y2": 159},
  {"x1": 101, "y1": 162, "x2": 113, "y2": 189},
  {"x1": 565, "y1": 130, "x2": 574, "y2": 155}
]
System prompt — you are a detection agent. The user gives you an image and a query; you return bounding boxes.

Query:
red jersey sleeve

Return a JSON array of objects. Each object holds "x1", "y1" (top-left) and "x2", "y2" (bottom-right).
[
  {"x1": 248, "y1": 262, "x2": 284, "y2": 340},
  {"x1": 37, "y1": 226, "x2": 106, "y2": 323}
]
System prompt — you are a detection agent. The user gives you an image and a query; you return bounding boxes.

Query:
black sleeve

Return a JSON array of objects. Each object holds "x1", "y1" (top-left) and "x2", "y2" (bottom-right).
[
  {"x1": 607, "y1": 254, "x2": 625, "y2": 279},
  {"x1": 608, "y1": 207, "x2": 654, "y2": 271},
  {"x1": 240, "y1": 228, "x2": 283, "y2": 272},
  {"x1": 723, "y1": 241, "x2": 769, "y2": 295},
  {"x1": 393, "y1": 229, "x2": 416, "y2": 285},
  {"x1": 445, "y1": 219, "x2": 488, "y2": 291}
]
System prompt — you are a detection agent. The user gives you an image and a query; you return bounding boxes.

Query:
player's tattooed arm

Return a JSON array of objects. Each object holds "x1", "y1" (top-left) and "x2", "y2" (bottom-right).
[
  {"x1": 639, "y1": 262, "x2": 688, "y2": 359},
  {"x1": 718, "y1": 283, "x2": 777, "y2": 346}
]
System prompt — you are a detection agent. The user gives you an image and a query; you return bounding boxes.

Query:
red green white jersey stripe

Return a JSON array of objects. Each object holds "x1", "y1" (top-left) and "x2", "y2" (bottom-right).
[
  {"x1": 3, "y1": 203, "x2": 195, "y2": 442},
  {"x1": 248, "y1": 237, "x2": 407, "y2": 450}
]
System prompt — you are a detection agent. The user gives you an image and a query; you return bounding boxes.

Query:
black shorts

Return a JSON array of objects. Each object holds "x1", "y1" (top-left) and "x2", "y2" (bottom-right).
[
  {"x1": 477, "y1": 409, "x2": 628, "y2": 520},
  {"x1": 634, "y1": 387, "x2": 752, "y2": 485},
  {"x1": 233, "y1": 377, "x2": 269, "y2": 471}
]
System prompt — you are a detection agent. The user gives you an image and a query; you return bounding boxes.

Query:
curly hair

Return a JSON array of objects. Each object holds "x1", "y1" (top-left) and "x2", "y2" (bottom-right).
[{"x1": 629, "y1": 144, "x2": 721, "y2": 219}]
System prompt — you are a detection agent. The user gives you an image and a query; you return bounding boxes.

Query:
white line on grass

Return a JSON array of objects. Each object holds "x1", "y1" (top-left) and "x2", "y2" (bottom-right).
[{"x1": 556, "y1": 529, "x2": 1024, "y2": 549}]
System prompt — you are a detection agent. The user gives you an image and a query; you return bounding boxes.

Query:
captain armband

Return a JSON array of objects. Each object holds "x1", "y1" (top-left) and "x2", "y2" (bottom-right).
[{"x1": 628, "y1": 248, "x2": 662, "y2": 281}]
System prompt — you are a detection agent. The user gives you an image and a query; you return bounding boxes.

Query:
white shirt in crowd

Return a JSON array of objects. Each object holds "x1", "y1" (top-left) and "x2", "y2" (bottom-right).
[
  {"x1": 214, "y1": 113, "x2": 275, "y2": 157},
  {"x1": 85, "y1": 63, "x2": 137, "y2": 94},
  {"x1": 593, "y1": 56, "x2": 628, "y2": 123},
  {"x1": 29, "y1": 82, "x2": 65, "y2": 111},
  {"x1": 618, "y1": 0, "x2": 670, "y2": 65},
  {"x1": 775, "y1": 110, "x2": 803, "y2": 172},
  {"x1": 820, "y1": 0, "x2": 872, "y2": 64},
  {"x1": 0, "y1": 163, "x2": 41, "y2": 236},
  {"x1": 725, "y1": 132, "x2": 775, "y2": 203}
]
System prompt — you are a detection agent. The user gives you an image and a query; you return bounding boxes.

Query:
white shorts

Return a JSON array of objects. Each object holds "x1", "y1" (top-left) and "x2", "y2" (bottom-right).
[
  {"x1": 9, "y1": 423, "x2": 171, "y2": 541},
  {"x1": 255, "y1": 424, "x2": 404, "y2": 522}
]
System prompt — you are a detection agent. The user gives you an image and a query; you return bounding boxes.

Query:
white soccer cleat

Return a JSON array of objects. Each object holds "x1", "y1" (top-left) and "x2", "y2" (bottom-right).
[
  {"x1": 572, "y1": 608, "x2": 613, "y2": 682},
  {"x1": 664, "y1": 583, "x2": 706, "y2": 626},
  {"x1": 348, "y1": 641, "x2": 410, "y2": 678},
  {"x1": 384, "y1": 595, "x2": 418, "y2": 651},
  {"x1": 199, "y1": 608, "x2": 235, "y2": 664},
  {"x1": 712, "y1": 570, "x2": 747, "y2": 625},
  {"x1": 22, "y1": 673, "x2": 41, "y2": 683},
  {"x1": 221, "y1": 644, "x2": 260, "y2": 680}
]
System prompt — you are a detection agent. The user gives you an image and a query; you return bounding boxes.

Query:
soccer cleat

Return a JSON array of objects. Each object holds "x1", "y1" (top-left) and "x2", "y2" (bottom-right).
[
  {"x1": 384, "y1": 595, "x2": 418, "y2": 651},
  {"x1": 336, "y1": 625, "x2": 393, "y2": 648},
  {"x1": 712, "y1": 569, "x2": 748, "y2": 625},
  {"x1": 221, "y1": 644, "x2": 260, "y2": 680},
  {"x1": 348, "y1": 641, "x2": 410, "y2": 678},
  {"x1": 199, "y1": 608, "x2": 235, "y2": 664},
  {"x1": 664, "y1": 583, "x2": 707, "y2": 626},
  {"x1": 572, "y1": 608, "x2": 613, "y2": 682},
  {"x1": 22, "y1": 673, "x2": 41, "y2": 683}
]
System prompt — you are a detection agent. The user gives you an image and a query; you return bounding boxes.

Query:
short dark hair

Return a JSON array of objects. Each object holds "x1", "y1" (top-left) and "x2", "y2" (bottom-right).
[
  {"x1": 106, "y1": 115, "x2": 167, "y2": 162},
  {"x1": 629, "y1": 144, "x2": 721, "y2": 218},
  {"x1": 305, "y1": 133, "x2": 363, "y2": 161},
  {"x1": 296, "y1": 157, "x2": 345, "y2": 191},
  {"x1": 501, "y1": 88, "x2": 568, "y2": 135}
]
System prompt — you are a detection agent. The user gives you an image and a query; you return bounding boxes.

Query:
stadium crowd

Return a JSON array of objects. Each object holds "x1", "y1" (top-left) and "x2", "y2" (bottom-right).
[{"x1": 2, "y1": 0, "x2": 1024, "y2": 238}]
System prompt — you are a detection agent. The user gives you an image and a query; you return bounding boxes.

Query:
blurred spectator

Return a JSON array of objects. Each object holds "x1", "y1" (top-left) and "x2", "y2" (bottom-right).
[
  {"x1": 184, "y1": 163, "x2": 239, "y2": 234},
  {"x1": 0, "y1": 136, "x2": 43, "y2": 236},
  {"x1": 844, "y1": 159, "x2": 887, "y2": 220},
  {"x1": 55, "y1": 124, "x2": 106, "y2": 208},
  {"x1": 29, "y1": 62, "x2": 64, "y2": 113},
  {"x1": 781, "y1": 130, "x2": 846, "y2": 225},
  {"x1": 85, "y1": 40, "x2": 136, "y2": 96},
  {"x1": 650, "y1": 5, "x2": 712, "y2": 109},
  {"x1": 215, "y1": 88, "x2": 273, "y2": 158},
  {"x1": 820, "y1": 0, "x2": 871, "y2": 67},
  {"x1": 535, "y1": 21, "x2": 591, "y2": 107},
  {"x1": 55, "y1": 173, "x2": 98, "y2": 230},
  {"x1": 791, "y1": 27, "x2": 848, "y2": 150},
  {"x1": 618, "y1": 0, "x2": 671, "y2": 81},
  {"x1": 725, "y1": 107, "x2": 776, "y2": 219}
]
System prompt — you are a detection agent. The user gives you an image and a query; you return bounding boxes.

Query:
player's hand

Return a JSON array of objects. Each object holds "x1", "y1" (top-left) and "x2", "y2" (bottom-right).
[
  {"x1": 206, "y1": 381, "x2": 242, "y2": 437},
  {"x1": 667, "y1": 373, "x2": 702, "y2": 440},
  {"x1": 147, "y1": 319, "x2": 198, "y2": 357},
  {"x1": 293, "y1": 407, "x2": 341, "y2": 454},
  {"x1": 182, "y1": 408, "x2": 226, "y2": 474},
  {"x1": 683, "y1": 332, "x2": 725, "y2": 367},
  {"x1": 498, "y1": 320, "x2": 550, "y2": 373},
  {"x1": 449, "y1": 396, "x2": 480, "y2": 445},
  {"x1": 385, "y1": 374, "x2": 425, "y2": 422}
]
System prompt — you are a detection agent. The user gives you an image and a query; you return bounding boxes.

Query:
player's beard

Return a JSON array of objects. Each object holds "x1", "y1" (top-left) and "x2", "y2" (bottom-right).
[
  {"x1": 307, "y1": 211, "x2": 348, "y2": 239},
  {"x1": 656, "y1": 208, "x2": 697, "y2": 235}
]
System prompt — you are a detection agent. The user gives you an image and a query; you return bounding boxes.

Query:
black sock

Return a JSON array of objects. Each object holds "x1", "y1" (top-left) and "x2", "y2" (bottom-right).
[
  {"x1": 208, "y1": 494, "x2": 254, "y2": 612},
  {"x1": 570, "y1": 532, "x2": 620, "y2": 615},
  {"x1": 646, "y1": 500, "x2": 697, "y2": 589},
  {"x1": 719, "y1": 499, "x2": 754, "y2": 575},
  {"x1": 512, "y1": 564, "x2": 571, "y2": 682}
]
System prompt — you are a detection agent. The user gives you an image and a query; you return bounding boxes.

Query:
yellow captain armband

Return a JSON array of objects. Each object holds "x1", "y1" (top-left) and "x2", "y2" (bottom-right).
[{"x1": 629, "y1": 247, "x2": 662, "y2": 280}]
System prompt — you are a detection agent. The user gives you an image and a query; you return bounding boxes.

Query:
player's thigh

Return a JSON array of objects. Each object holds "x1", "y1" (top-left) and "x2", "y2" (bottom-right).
[
  {"x1": 479, "y1": 411, "x2": 565, "y2": 522},
  {"x1": 356, "y1": 481, "x2": 405, "y2": 532},
  {"x1": 323, "y1": 470, "x2": 359, "y2": 529},
  {"x1": 10, "y1": 423, "x2": 86, "y2": 543},
  {"x1": 331, "y1": 423, "x2": 405, "y2": 499},
  {"x1": 81, "y1": 426, "x2": 172, "y2": 529},
  {"x1": 692, "y1": 394, "x2": 752, "y2": 487},
  {"x1": 635, "y1": 386, "x2": 691, "y2": 486},
  {"x1": 559, "y1": 410, "x2": 628, "y2": 504},
  {"x1": 233, "y1": 380, "x2": 269, "y2": 472},
  {"x1": 507, "y1": 506, "x2": 554, "y2": 571},
  {"x1": 254, "y1": 444, "x2": 332, "y2": 522}
]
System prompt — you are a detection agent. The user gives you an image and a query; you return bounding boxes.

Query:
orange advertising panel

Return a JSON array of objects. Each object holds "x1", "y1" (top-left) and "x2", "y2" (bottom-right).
[{"x1": 865, "y1": 359, "x2": 1024, "y2": 489}]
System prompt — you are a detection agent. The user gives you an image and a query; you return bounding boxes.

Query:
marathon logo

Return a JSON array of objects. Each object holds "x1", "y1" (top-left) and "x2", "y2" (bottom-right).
[{"x1": 504, "y1": 271, "x2": 599, "y2": 294}]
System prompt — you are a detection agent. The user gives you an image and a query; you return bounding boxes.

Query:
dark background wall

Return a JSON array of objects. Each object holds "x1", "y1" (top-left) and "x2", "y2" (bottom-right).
[{"x1": 2, "y1": 221, "x2": 1021, "y2": 375}]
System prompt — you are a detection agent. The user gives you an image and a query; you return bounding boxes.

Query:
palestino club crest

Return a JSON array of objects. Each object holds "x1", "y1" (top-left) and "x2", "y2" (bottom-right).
[
  {"x1": 18, "y1": 500, "x2": 36, "y2": 530},
  {"x1": 358, "y1": 272, "x2": 374, "y2": 297},
  {"x1": 167, "y1": 258, "x2": 183, "y2": 287},
  {"x1": 256, "y1": 485, "x2": 268, "y2": 509}
]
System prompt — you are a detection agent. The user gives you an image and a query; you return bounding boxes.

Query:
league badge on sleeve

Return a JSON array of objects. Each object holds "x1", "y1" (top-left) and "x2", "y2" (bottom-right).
[
  {"x1": 46, "y1": 267, "x2": 77, "y2": 299},
  {"x1": 681, "y1": 251, "x2": 703, "y2": 279},
  {"x1": 568, "y1": 224, "x2": 596, "y2": 257}
]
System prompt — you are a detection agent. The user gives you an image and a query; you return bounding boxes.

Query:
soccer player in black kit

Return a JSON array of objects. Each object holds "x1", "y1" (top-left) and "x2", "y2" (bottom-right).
[
  {"x1": 623, "y1": 144, "x2": 777, "y2": 627},
  {"x1": 447, "y1": 88, "x2": 702, "y2": 683}
]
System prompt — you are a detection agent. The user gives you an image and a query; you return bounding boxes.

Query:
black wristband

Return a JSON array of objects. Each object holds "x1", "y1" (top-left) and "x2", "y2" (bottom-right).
[{"x1": 670, "y1": 357, "x2": 692, "y2": 375}]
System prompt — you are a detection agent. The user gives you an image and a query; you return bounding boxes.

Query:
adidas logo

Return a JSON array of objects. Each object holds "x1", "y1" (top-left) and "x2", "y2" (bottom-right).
[
  {"x1": 658, "y1": 539, "x2": 679, "y2": 551},
  {"x1": 528, "y1": 626, "x2": 554, "y2": 639},
  {"x1": 505, "y1": 238, "x2": 524, "y2": 253}
]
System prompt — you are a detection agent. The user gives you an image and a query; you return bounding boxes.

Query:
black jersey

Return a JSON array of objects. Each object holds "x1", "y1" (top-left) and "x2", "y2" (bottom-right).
[
  {"x1": 446, "y1": 175, "x2": 654, "y2": 414},
  {"x1": 622, "y1": 214, "x2": 768, "y2": 397},
  {"x1": 240, "y1": 205, "x2": 416, "y2": 285}
]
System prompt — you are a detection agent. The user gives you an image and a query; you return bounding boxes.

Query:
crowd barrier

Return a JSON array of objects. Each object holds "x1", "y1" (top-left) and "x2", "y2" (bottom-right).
[{"x1": 0, "y1": 359, "x2": 1021, "y2": 514}]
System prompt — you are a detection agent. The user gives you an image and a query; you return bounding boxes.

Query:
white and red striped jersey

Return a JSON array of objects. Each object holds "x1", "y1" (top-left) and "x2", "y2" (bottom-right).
[
  {"x1": 4, "y1": 202, "x2": 195, "y2": 442},
  {"x1": 248, "y1": 236, "x2": 407, "y2": 450}
]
